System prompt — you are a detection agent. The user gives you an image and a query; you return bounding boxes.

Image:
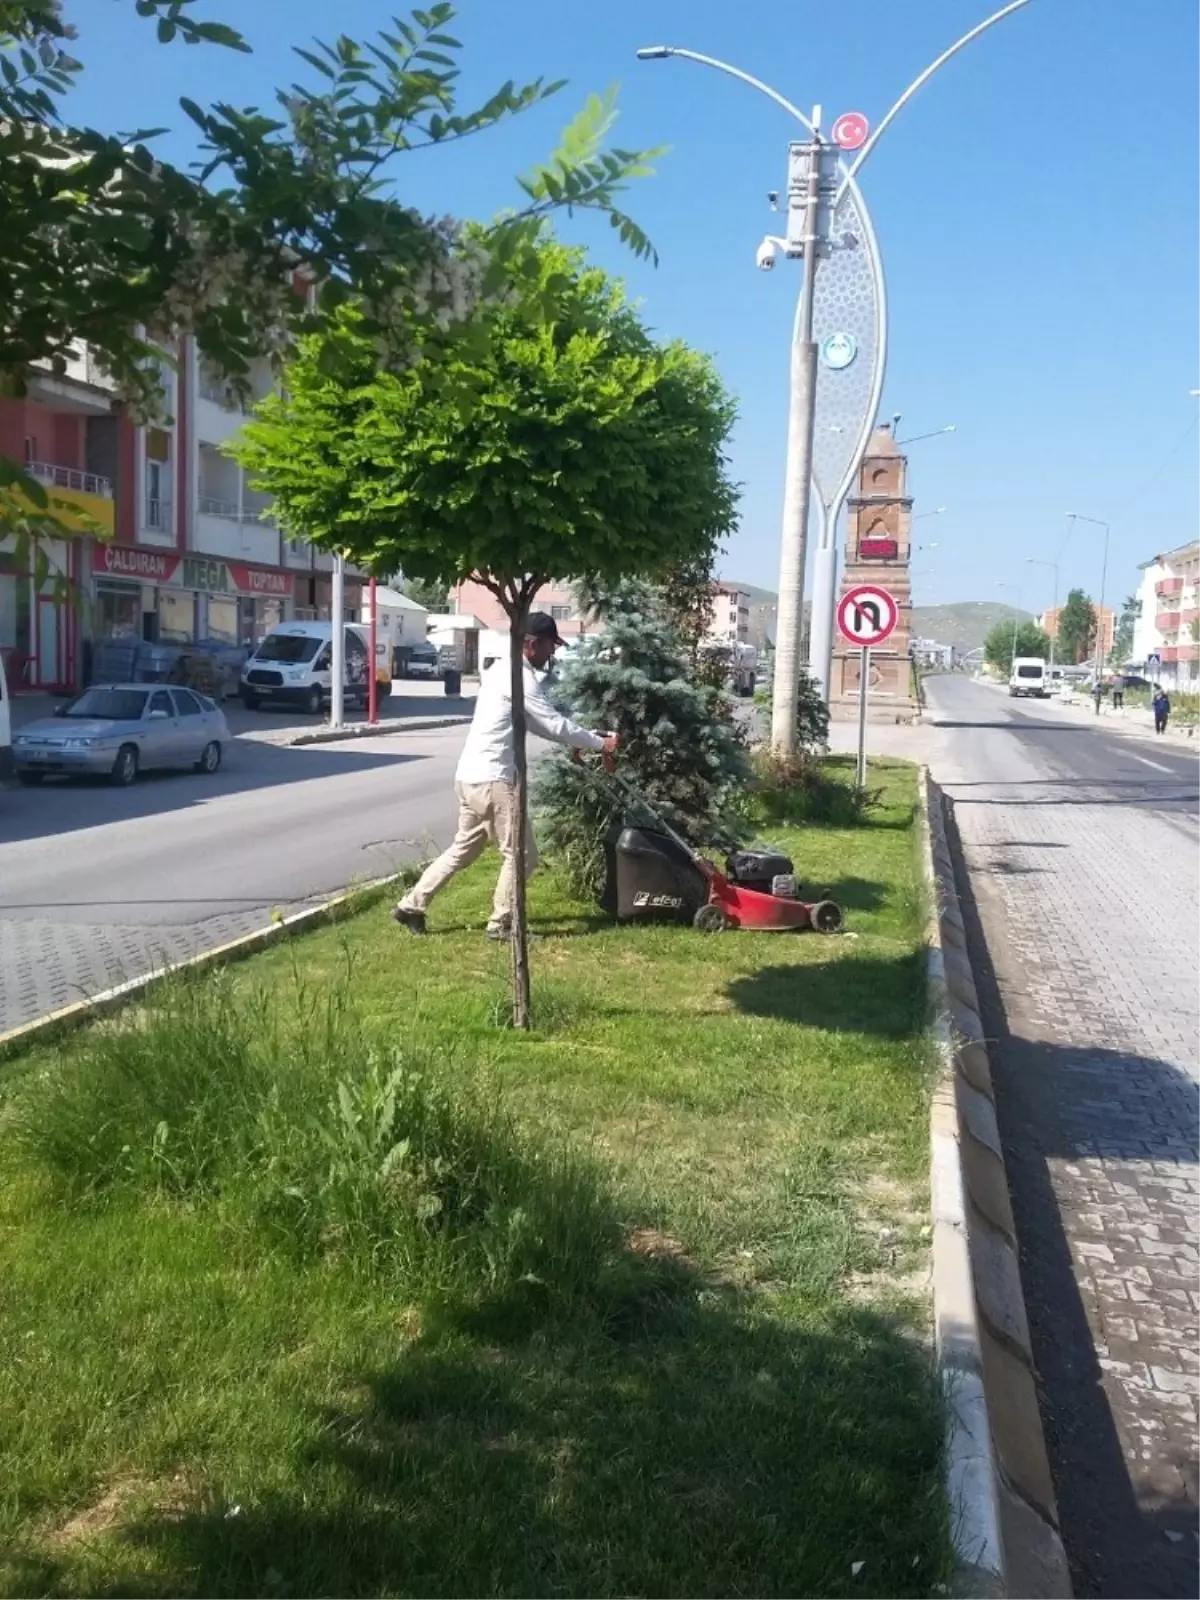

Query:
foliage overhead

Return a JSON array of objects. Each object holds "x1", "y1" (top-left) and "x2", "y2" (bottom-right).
[
  {"x1": 982, "y1": 619, "x2": 1052, "y2": 677},
  {"x1": 1, "y1": 1, "x2": 660, "y2": 554},
  {"x1": 234, "y1": 234, "x2": 740, "y2": 612}
]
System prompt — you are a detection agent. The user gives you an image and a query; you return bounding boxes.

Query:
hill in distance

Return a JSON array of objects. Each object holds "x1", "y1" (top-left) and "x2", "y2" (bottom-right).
[
  {"x1": 723, "y1": 584, "x2": 1033, "y2": 659},
  {"x1": 911, "y1": 601, "x2": 1033, "y2": 656}
]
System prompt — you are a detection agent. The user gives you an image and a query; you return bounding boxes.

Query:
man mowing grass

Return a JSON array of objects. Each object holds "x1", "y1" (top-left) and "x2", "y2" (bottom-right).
[{"x1": 393, "y1": 611, "x2": 618, "y2": 941}]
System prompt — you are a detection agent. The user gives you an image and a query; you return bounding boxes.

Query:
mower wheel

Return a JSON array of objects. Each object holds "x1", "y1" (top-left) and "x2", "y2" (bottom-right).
[
  {"x1": 810, "y1": 899, "x2": 844, "y2": 934},
  {"x1": 693, "y1": 903, "x2": 730, "y2": 934}
]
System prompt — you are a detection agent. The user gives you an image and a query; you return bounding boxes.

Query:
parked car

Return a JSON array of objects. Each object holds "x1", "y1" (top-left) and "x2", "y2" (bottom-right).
[
  {"x1": 403, "y1": 641, "x2": 442, "y2": 680},
  {"x1": 11, "y1": 684, "x2": 229, "y2": 786},
  {"x1": 240, "y1": 621, "x2": 370, "y2": 712}
]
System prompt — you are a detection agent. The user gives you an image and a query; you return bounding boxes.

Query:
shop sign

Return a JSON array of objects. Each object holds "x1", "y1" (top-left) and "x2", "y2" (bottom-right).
[
  {"x1": 94, "y1": 545, "x2": 181, "y2": 583},
  {"x1": 230, "y1": 562, "x2": 293, "y2": 598},
  {"x1": 182, "y1": 556, "x2": 234, "y2": 593}
]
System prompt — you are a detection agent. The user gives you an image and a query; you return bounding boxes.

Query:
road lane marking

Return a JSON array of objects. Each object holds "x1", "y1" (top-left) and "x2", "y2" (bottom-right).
[{"x1": 1129, "y1": 754, "x2": 1174, "y2": 772}]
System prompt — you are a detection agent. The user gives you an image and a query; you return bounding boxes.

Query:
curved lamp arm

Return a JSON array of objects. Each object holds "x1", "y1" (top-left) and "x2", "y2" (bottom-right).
[
  {"x1": 635, "y1": 46, "x2": 819, "y2": 138},
  {"x1": 837, "y1": 0, "x2": 1034, "y2": 199}
]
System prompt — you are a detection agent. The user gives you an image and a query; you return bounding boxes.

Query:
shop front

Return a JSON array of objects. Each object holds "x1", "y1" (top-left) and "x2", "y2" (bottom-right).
[{"x1": 90, "y1": 545, "x2": 295, "y2": 654}]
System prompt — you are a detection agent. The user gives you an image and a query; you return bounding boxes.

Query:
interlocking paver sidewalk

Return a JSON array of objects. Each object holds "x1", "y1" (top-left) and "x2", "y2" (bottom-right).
[{"x1": 930, "y1": 712, "x2": 1199, "y2": 1593}]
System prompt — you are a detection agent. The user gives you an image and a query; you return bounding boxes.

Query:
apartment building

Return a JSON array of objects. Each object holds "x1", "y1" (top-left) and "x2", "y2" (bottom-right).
[
  {"x1": 704, "y1": 582, "x2": 751, "y2": 648},
  {"x1": 1132, "y1": 539, "x2": 1200, "y2": 689},
  {"x1": 1039, "y1": 602, "x2": 1116, "y2": 662},
  {"x1": 1, "y1": 340, "x2": 362, "y2": 694},
  {"x1": 449, "y1": 579, "x2": 589, "y2": 641}
]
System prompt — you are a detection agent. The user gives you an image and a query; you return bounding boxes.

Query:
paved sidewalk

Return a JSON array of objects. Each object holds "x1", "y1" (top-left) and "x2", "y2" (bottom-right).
[
  {"x1": 850, "y1": 678, "x2": 1198, "y2": 1596},
  {"x1": 970, "y1": 676, "x2": 1198, "y2": 750}
]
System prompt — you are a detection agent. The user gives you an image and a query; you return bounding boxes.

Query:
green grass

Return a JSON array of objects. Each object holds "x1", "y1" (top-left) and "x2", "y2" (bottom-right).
[{"x1": 0, "y1": 759, "x2": 949, "y2": 1599}]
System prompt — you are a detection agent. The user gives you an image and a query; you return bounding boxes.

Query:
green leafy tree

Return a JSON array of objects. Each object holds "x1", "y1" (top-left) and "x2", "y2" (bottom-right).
[
  {"x1": 398, "y1": 577, "x2": 450, "y2": 612},
  {"x1": 754, "y1": 670, "x2": 828, "y2": 752},
  {"x1": 2, "y1": 1, "x2": 658, "y2": 570},
  {"x1": 1055, "y1": 588, "x2": 1098, "y2": 665},
  {"x1": 536, "y1": 580, "x2": 750, "y2": 904},
  {"x1": 233, "y1": 235, "x2": 739, "y2": 1027},
  {"x1": 1113, "y1": 593, "x2": 1141, "y2": 664},
  {"x1": 983, "y1": 619, "x2": 1052, "y2": 679}
]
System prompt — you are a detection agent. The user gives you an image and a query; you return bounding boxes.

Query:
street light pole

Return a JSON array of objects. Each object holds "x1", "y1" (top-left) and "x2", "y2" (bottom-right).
[
  {"x1": 636, "y1": 0, "x2": 1033, "y2": 721},
  {"x1": 1025, "y1": 557, "x2": 1059, "y2": 670},
  {"x1": 770, "y1": 132, "x2": 822, "y2": 752},
  {"x1": 1066, "y1": 513, "x2": 1112, "y2": 681}
]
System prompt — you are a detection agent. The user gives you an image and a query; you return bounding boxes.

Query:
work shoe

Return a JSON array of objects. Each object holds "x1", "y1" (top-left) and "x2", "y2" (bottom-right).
[{"x1": 391, "y1": 905, "x2": 427, "y2": 935}]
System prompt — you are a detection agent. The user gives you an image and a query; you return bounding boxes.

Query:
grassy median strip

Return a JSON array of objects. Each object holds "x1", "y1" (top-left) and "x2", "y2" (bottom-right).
[{"x1": 0, "y1": 759, "x2": 949, "y2": 1599}]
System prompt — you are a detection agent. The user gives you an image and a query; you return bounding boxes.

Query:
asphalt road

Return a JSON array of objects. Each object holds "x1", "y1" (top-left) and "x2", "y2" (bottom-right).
[
  {"x1": 910, "y1": 676, "x2": 1198, "y2": 1598},
  {"x1": 0, "y1": 721, "x2": 471, "y2": 1031}
]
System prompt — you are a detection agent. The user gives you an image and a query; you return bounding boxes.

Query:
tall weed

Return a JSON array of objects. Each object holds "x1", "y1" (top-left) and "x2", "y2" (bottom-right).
[{"x1": 11, "y1": 967, "x2": 619, "y2": 1311}]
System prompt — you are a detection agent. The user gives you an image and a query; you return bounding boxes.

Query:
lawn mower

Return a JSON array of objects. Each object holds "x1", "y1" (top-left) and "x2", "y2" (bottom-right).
[{"x1": 586, "y1": 767, "x2": 844, "y2": 935}]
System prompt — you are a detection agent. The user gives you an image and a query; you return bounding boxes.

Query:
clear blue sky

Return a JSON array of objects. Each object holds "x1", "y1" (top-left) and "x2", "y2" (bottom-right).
[{"x1": 71, "y1": 0, "x2": 1199, "y2": 613}]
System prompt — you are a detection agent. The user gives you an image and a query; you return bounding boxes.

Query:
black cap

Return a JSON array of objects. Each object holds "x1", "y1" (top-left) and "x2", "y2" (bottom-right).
[{"x1": 526, "y1": 611, "x2": 567, "y2": 648}]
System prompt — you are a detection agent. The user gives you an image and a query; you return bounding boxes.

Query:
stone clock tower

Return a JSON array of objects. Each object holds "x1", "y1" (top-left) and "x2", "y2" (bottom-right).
[{"x1": 830, "y1": 422, "x2": 916, "y2": 719}]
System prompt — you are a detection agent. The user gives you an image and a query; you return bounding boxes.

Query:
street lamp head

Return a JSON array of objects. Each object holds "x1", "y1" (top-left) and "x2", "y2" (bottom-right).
[{"x1": 635, "y1": 45, "x2": 672, "y2": 59}]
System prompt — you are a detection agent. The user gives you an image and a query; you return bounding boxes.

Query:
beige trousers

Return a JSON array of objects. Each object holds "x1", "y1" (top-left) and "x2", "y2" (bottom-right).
[{"x1": 399, "y1": 780, "x2": 538, "y2": 929}]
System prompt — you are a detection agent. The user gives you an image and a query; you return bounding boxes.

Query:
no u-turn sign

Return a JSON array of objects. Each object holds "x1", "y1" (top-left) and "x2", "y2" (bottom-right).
[{"x1": 837, "y1": 583, "x2": 899, "y2": 648}]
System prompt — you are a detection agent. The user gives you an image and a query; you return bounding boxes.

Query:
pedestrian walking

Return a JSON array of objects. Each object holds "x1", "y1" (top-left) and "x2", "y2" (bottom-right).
[
  {"x1": 392, "y1": 612, "x2": 617, "y2": 940},
  {"x1": 1152, "y1": 685, "x2": 1171, "y2": 735},
  {"x1": 1092, "y1": 681, "x2": 1104, "y2": 715},
  {"x1": 1111, "y1": 678, "x2": 1124, "y2": 711}
]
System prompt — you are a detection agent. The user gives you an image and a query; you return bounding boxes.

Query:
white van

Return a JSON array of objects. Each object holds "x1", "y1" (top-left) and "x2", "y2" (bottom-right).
[
  {"x1": 0, "y1": 659, "x2": 11, "y2": 777},
  {"x1": 1009, "y1": 656, "x2": 1048, "y2": 698},
  {"x1": 240, "y1": 621, "x2": 371, "y2": 714}
]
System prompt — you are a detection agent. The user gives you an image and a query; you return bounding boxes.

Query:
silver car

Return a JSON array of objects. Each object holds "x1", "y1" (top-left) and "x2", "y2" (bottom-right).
[{"x1": 12, "y1": 684, "x2": 230, "y2": 787}]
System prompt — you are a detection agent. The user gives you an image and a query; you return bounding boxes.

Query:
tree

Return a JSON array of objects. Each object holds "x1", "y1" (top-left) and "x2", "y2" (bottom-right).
[
  {"x1": 1114, "y1": 593, "x2": 1141, "y2": 665},
  {"x1": 983, "y1": 619, "x2": 1052, "y2": 679},
  {"x1": 535, "y1": 580, "x2": 750, "y2": 904},
  {"x1": 2, "y1": 1, "x2": 658, "y2": 559},
  {"x1": 234, "y1": 235, "x2": 739, "y2": 1027},
  {"x1": 399, "y1": 577, "x2": 450, "y2": 612},
  {"x1": 1056, "y1": 589, "x2": 1098, "y2": 666}
]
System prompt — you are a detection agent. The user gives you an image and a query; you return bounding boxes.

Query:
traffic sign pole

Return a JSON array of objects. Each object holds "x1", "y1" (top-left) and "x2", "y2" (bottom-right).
[
  {"x1": 836, "y1": 583, "x2": 896, "y2": 790},
  {"x1": 856, "y1": 646, "x2": 870, "y2": 787}
]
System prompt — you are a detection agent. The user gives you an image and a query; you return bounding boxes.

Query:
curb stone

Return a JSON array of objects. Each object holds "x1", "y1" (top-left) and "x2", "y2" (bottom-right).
[
  {"x1": 238, "y1": 713, "x2": 471, "y2": 749},
  {"x1": 0, "y1": 874, "x2": 404, "y2": 1057},
  {"x1": 918, "y1": 768, "x2": 1072, "y2": 1599}
]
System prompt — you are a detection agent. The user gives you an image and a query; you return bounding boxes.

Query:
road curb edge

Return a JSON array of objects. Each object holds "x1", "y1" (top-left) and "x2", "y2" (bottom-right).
[
  {"x1": 0, "y1": 875, "x2": 402, "y2": 1057},
  {"x1": 918, "y1": 766, "x2": 1072, "y2": 1599}
]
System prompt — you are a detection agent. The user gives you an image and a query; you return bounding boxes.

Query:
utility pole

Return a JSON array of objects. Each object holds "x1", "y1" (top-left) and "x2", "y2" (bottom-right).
[
  {"x1": 770, "y1": 130, "x2": 823, "y2": 753},
  {"x1": 1026, "y1": 558, "x2": 1059, "y2": 670},
  {"x1": 330, "y1": 553, "x2": 345, "y2": 730}
]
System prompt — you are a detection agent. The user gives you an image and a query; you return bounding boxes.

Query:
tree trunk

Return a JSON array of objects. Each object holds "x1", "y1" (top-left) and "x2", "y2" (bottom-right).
[{"x1": 507, "y1": 597, "x2": 532, "y2": 1030}]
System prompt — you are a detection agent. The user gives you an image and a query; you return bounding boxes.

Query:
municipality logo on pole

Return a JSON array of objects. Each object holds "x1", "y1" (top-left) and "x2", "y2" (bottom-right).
[{"x1": 820, "y1": 331, "x2": 858, "y2": 371}]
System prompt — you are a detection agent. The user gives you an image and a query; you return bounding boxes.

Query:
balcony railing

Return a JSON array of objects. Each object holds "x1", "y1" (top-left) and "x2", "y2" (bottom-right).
[
  {"x1": 27, "y1": 460, "x2": 113, "y2": 498},
  {"x1": 198, "y1": 495, "x2": 241, "y2": 519},
  {"x1": 1156, "y1": 577, "x2": 1185, "y2": 597},
  {"x1": 198, "y1": 377, "x2": 242, "y2": 410},
  {"x1": 1155, "y1": 610, "x2": 1181, "y2": 632}
]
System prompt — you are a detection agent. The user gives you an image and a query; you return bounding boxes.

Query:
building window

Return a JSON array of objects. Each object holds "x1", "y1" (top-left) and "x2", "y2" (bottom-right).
[
  {"x1": 23, "y1": 436, "x2": 36, "y2": 465},
  {"x1": 95, "y1": 583, "x2": 140, "y2": 640},
  {"x1": 550, "y1": 605, "x2": 572, "y2": 622},
  {"x1": 158, "y1": 589, "x2": 196, "y2": 643}
]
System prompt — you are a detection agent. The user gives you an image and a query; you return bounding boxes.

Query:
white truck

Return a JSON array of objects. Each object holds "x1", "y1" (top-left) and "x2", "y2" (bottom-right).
[{"x1": 1009, "y1": 656, "x2": 1049, "y2": 698}]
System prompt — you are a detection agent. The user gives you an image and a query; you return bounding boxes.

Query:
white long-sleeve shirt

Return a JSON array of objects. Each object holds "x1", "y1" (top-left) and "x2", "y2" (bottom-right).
[{"x1": 455, "y1": 655, "x2": 606, "y2": 785}]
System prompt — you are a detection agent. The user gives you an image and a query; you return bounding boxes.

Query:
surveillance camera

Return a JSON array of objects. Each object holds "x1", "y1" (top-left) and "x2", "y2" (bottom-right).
[
  {"x1": 767, "y1": 190, "x2": 779, "y2": 211},
  {"x1": 756, "y1": 238, "x2": 778, "y2": 271}
]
